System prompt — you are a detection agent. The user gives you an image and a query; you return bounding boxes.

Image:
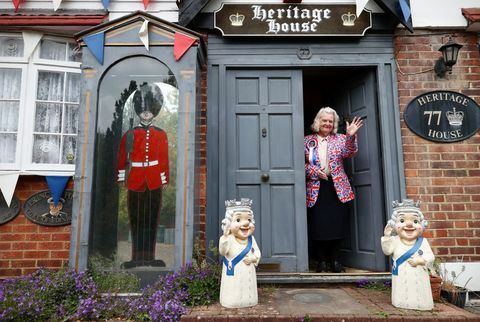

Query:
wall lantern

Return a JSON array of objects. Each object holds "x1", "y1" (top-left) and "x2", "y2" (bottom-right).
[{"x1": 434, "y1": 37, "x2": 463, "y2": 77}]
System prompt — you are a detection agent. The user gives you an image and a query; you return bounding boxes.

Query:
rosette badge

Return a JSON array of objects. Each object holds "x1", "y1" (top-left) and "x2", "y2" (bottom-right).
[{"x1": 229, "y1": 13, "x2": 245, "y2": 27}]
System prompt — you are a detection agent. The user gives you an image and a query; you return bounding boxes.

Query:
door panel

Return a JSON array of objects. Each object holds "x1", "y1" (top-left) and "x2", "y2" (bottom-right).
[
  {"x1": 226, "y1": 69, "x2": 307, "y2": 272},
  {"x1": 335, "y1": 70, "x2": 386, "y2": 271}
]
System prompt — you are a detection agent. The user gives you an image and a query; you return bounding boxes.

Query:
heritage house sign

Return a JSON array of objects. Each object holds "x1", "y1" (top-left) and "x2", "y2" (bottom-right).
[
  {"x1": 214, "y1": 4, "x2": 372, "y2": 36},
  {"x1": 404, "y1": 91, "x2": 480, "y2": 143}
]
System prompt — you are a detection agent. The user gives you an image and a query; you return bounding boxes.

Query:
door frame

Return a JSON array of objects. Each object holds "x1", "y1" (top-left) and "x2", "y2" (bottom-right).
[{"x1": 206, "y1": 35, "x2": 406, "y2": 271}]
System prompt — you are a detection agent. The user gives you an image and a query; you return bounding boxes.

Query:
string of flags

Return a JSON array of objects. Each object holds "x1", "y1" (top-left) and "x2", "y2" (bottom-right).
[
  {"x1": 12, "y1": 0, "x2": 152, "y2": 12},
  {"x1": 83, "y1": 18, "x2": 197, "y2": 65},
  {"x1": 0, "y1": 173, "x2": 70, "y2": 207},
  {"x1": 355, "y1": 0, "x2": 411, "y2": 22}
]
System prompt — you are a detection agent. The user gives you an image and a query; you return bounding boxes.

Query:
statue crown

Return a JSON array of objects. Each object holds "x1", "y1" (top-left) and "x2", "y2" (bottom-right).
[
  {"x1": 341, "y1": 12, "x2": 356, "y2": 26},
  {"x1": 392, "y1": 199, "x2": 421, "y2": 212},
  {"x1": 225, "y1": 198, "x2": 253, "y2": 211},
  {"x1": 446, "y1": 107, "x2": 464, "y2": 126}
]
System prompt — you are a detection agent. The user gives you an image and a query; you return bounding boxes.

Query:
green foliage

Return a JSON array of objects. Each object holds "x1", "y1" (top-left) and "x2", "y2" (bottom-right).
[{"x1": 89, "y1": 254, "x2": 140, "y2": 293}]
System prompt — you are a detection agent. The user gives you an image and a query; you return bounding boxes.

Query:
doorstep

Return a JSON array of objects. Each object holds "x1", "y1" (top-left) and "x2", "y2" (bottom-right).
[
  {"x1": 257, "y1": 271, "x2": 391, "y2": 285},
  {"x1": 181, "y1": 285, "x2": 480, "y2": 321}
]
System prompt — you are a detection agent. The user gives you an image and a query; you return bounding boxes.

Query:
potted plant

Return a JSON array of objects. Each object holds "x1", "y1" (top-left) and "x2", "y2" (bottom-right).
[
  {"x1": 438, "y1": 262, "x2": 472, "y2": 308},
  {"x1": 428, "y1": 259, "x2": 442, "y2": 302}
]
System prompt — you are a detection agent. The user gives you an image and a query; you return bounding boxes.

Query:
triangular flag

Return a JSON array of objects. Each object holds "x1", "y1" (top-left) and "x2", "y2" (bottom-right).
[
  {"x1": 45, "y1": 176, "x2": 70, "y2": 206},
  {"x1": 143, "y1": 0, "x2": 149, "y2": 10},
  {"x1": 139, "y1": 19, "x2": 149, "y2": 51},
  {"x1": 399, "y1": 0, "x2": 411, "y2": 22},
  {"x1": 102, "y1": 0, "x2": 109, "y2": 9},
  {"x1": 22, "y1": 31, "x2": 43, "y2": 59},
  {"x1": 356, "y1": 0, "x2": 369, "y2": 17},
  {"x1": 12, "y1": 0, "x2": 21, "y2": 12},
  {"x1": 173, "y1": 32, "x2": 196, "y2": 61},
  {"x1": 52, "y1": 0, "x2": 62, "y2": 11},
  {"x1": 84, "y1": 32, "x2": 105, "y2": 65},
  {"x1": 0, "y1": 172, "x2": 19, "y2": 207}
]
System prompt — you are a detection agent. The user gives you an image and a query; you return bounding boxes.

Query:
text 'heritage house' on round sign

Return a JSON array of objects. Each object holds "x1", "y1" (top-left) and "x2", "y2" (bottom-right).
[{"x1": 403, "y1": 90, "x2": 480, "y2": 143}]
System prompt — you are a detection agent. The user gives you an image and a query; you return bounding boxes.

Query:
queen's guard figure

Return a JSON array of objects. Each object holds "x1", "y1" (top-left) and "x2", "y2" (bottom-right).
[
  {"x1": 381, "y1": 199, "x2": 434, "y2": 310},
  {"x1": 117, "y1": 82, "x2": 169, "y2": 268},
  {"x1": 219, "y1": 199, "x2": 261, "y2": 308}
]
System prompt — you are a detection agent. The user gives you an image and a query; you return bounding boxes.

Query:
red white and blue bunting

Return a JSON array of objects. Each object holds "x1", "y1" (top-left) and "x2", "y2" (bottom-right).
[{"x1": 0, "y1": 172, "x2": 20, "y2": 207}]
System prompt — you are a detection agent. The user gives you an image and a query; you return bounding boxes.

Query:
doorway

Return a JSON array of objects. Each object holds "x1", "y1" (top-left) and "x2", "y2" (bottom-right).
[{"x1": 303, "y1": 67, "x2": 386, "y2": 272}]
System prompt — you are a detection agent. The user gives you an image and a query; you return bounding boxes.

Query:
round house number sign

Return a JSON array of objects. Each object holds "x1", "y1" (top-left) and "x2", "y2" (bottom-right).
[{"x1": 404, "y1": 90, "x2": 480, "y2": 143}]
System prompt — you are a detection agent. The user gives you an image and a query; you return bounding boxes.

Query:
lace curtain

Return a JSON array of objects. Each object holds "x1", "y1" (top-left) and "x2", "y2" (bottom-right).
[
  {"x1": 0, "y1": 68, "x2": 21, "y2": 163},
  {"x1": 32, "y1": 71, "x2": 80, "y2": 164}
]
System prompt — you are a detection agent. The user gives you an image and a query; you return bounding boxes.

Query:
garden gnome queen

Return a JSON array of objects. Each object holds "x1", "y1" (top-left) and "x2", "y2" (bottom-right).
[
  {"x1": 219, "y1": 198, "x2": 261, "y2": 308},
  {"x1": 381, "y1": 199, "x2": 434, "y2": 310}
]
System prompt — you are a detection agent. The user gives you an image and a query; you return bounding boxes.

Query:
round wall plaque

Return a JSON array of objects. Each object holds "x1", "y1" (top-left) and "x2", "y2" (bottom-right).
[
  {"x1": 404, "y1": 90, "x2": 480, "y2": 143},
  {"x1": 0, "y1": 194, "x2": 21, "y2": 225},
  {"x1": 23, "y1": 190, "x2": 73, "y2": 226}
]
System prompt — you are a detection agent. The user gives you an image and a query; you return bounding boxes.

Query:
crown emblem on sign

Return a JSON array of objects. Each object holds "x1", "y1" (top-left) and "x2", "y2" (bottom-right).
[
  {"x1": 446, "y1": 107, "x2": 464, "y2": 126},
  {"x1": 341, "y1": 12, "x2": 356, "y2": 26},
  {"x1": 229, "y1": 13, "x2": 245, "y2": 27},
  {"x1": 392, "y1": 199, "x2": 421, "y2": 212},
  {"x1": 225, "y1": 198, "x2": 253, "y2": 211}
]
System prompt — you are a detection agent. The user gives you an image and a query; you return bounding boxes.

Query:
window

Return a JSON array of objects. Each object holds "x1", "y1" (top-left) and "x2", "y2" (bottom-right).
[{"x1": 0, "y1": 33, "x2": 81, "y2": 174}]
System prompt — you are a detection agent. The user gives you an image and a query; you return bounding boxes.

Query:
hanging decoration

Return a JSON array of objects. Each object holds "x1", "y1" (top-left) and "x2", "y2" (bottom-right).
[
  {"x1": 143, "y1": 0, "x2": 149, "y2": 10},
  {"x1": 139, "y1": 19, "x2": 149, "y2": 51},
  {"x1": 12, "y1": 0, "x2": 21, "y2": 12},
  {"x1": 0, "y1": 172, "x2": 20, "y2": 207},
  {"x1": 399, "y1": 0, "x2": 411, "y2": 22},
  {"x1": 45, "y1": 176, "x2": 70, "y2": 206},
  {"x1": 22, "y1": 31, "x2": 43, "y2": 59},
  {"x1": 84, "y1": 31, "x2": 105, "y2": 64},
  {"x1": 356, "y1": 0, "x2": 369, "y2": 17},
  {"x1": 52, "y1": 0, "x2": 62, "y2": 11},
  {"x1": 102, "y1": 0, "x2": 109, "y2": 9},
  {"x1": 173, "y1": 32, "x2": 196, "y2": 61}
]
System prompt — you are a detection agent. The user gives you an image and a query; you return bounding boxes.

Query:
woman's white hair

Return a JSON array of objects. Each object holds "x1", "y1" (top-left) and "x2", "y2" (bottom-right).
[
  {"x1": 221, "y1": 207, "x2": 255, "y2": 234},
  {"x1": 310, "y1": 107, "x2": 339, "y2": 134}
]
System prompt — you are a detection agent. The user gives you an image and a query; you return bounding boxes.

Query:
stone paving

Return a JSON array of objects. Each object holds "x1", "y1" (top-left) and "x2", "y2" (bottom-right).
[{"x1": 182, "y1": 286, "x2": 480, "y2": 321}]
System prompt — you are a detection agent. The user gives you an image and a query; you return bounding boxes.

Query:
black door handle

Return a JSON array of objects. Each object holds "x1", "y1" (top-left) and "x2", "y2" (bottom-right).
[{"x1": 261, "y1": 173, "x2": 270, "y2": 182}]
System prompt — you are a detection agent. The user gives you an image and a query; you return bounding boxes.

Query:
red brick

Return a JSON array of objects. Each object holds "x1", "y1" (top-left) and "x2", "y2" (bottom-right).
[
  {"x1": 52, "y1": 233, "x2": 71, "y2": 241},
  {"x1": 0, "y1": 251, "x2": 23, "y2": 259},
  {"x1": 0, "y1": 242, "x2": 11, "y2": 250},
  {"x1": 51, "y1": 251, "x2": 69, "y2": 259},
  {"x1": 0, "y1": 234, "x2": 26, "y2": 242},
  {"x1": 37, "y1": 260, "x2": 65, "y2": 268},
  {"x1": 0, "y1": 268, "x2": 22, "y2": 277},
  {"x1": 11, "y1": 260, "x2": 36, "y2": 268},
  {"x1": 25, "y1": 233, "x2": 51, "y2": 241},
  {"x1": 12, "y1": 242, "x2": 37, "y2": 250},
  {"x1": 15, "y1": 225, "x2": 38, "y2": 233},
  {"x1": 23, "y1": 251, "x2": 49, "y2": 258},
  {"x1": 37, "y1": 241, "x2": 64, "y2": 250}
]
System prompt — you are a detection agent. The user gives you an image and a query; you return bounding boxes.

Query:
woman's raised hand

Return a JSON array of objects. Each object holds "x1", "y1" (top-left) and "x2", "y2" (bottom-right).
[{"x1": 346, "y1": 116, "x2": 363, "y2": 136}]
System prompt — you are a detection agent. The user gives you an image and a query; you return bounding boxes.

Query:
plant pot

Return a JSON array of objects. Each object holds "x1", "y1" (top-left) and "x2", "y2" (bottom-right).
[
  {"x1": 430, "y1": 275, "x2": 442, "y2": 301},
  {"x1": 441, "y1": 287, "x2": 467, "y2": 308}
]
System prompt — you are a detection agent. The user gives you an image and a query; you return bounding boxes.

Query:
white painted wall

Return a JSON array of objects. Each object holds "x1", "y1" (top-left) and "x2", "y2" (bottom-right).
[
  {"x1": 441, "y1": 262, "x2": 480, "y2": 292},
  {"x1": 0, "y1": 0, "x2": 178, "y2": 22},
  {"x1": 203, "y1": 0, "x2": 478, "y2": 29}
]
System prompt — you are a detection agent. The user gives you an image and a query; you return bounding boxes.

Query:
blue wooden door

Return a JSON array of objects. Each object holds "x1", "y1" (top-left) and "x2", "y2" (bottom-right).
[
  {"x1": 226, "y1": 69, "x2": 308, "y2": 272},
  {"x1": 336, "y1": 70, "x2": 386, "y2": 271}
]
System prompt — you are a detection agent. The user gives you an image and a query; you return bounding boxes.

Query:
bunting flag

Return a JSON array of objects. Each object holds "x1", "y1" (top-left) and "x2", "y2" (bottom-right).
[
  {"x1": 139, "y1": 19, "x2": 149, "y2": 51},
  {"x1": 143, "y1": 0, "x2": 149, "y2": 9},
  {"x1": 0, "y1": 172, "x2": 20, "y2": 207},
  {"x1": 52, "y1": 0, "x2": 62, "y2": 11},
  {"x1": 173, "y1": 32, "x2": 196, "y2": 61},
  {"x1": 102, "y1": 0, "x2": 109, "y2": 9},
  {"x1": 12, "y1": 0, "x2": 21, "y2": 12},
  {"x1": 22, "y1": 31, "x2": 43, "y2": 59},
  {"x1": 399, "y1": 0, "x2": 411, "y2": 22},
  {"x1": 356, "y1": 0, "x2": 369, "y2": 17},
  {"x1": 84, "y1": 32, "x2": 105, "y2": 64},
  {"x1": 45, "y1": 176, "x2": 70, "y2": 206}
]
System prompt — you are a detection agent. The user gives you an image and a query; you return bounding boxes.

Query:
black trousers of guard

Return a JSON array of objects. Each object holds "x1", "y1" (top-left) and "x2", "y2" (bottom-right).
[{"x1": 127, "y1": 188, "x2": 162, "y2": 264}]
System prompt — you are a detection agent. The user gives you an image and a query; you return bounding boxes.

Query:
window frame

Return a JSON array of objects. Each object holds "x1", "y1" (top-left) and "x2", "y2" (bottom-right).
[{"x1": 0, "y1": 33, "x2": 81, "y2": 175}]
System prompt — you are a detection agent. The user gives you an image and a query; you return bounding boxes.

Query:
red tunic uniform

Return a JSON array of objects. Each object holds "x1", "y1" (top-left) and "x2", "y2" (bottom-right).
[{"x1": 117, "y1": 125, "x2": 169, "y2": 191}]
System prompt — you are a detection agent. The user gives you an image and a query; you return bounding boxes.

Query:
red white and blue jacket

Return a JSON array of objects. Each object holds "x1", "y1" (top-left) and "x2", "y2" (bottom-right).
[{"x1": 304, "y1": 133, "x2": 357, "y2": 207}]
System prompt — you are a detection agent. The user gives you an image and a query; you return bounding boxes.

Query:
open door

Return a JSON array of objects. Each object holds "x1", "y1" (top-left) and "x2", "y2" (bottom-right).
[
  {"x1": 335, "y1": 69, "x2": 386, "y2": 271},
  {"x1": 225, "y1": 69, "x2": 308, "y2": 272}
]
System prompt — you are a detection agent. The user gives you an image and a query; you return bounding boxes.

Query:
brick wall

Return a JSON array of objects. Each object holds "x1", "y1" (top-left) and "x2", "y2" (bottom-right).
[
  {"x1": 0, "y1": 176, "x2": 71, "y2": 278},
  {"x1": 395, "y1": 30, "x2": 480, "y2": 261}
]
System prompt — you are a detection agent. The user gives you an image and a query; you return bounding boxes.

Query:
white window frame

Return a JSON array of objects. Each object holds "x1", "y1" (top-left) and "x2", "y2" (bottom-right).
[{"x1": 0, "y1": 33, "x2": 81, "y2": 175}]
